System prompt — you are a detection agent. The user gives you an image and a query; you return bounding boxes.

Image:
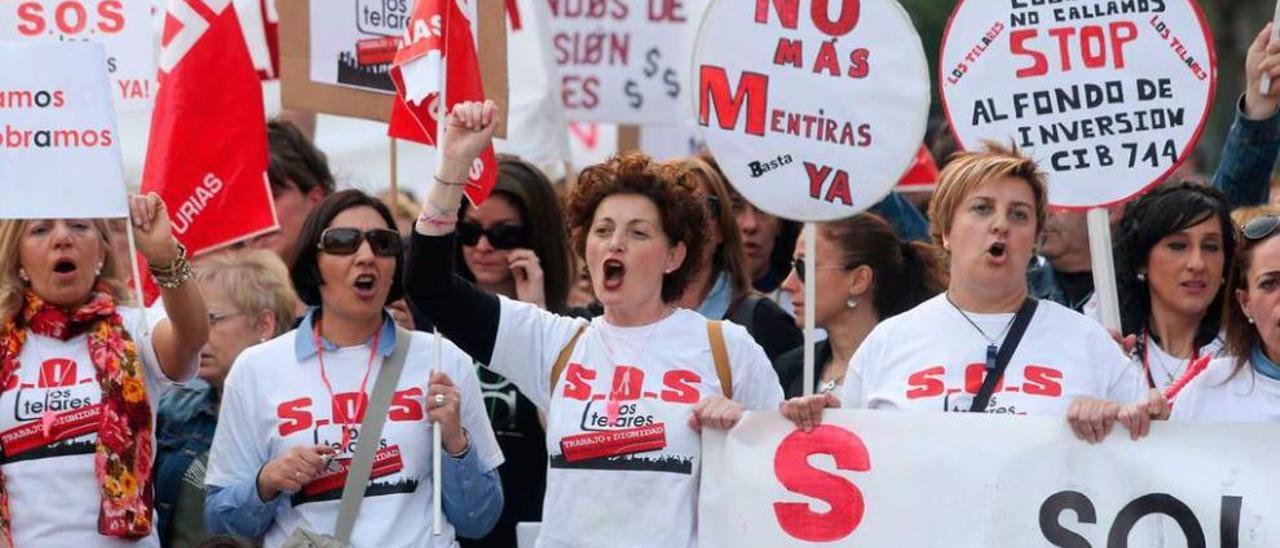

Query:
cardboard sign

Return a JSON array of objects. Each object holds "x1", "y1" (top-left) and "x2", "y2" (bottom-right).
[
  {"x1": 549, "y1": 0, "x2": 708, "y2": 124},
  {"x1": 940, "y1": 1, "x2": 1216, "y2": 208},
  {"x1": 693, "y1": 0, "x2": 930, "y2": 222},
  {"x1": 0, "y1": 0, "x2": 156, "y2": 112},
  {"x1": 0, "y1": 42, "x2": 128, "y2": 220},
  {"x1": 279, "y1": 0, "x2": 508, "y2": 130},
  {"x1": 701, "y1": 411, "x2": 1278, "y2": 547}
]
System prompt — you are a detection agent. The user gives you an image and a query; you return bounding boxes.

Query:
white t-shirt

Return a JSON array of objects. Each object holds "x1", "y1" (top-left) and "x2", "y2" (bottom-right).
[
  {"x1": 1170, "y1": 357, "x2": 1280, "y2": 424},
  {"x1": 0, "y1": 308, "x2": 187, "y2": 547},
  {"x1": 205, "y1": 329, "x2": 503, "y2": 548},
  {"x1": 1136, "y1": 336, "x2": 1225, "y2": 394},
  {"x1": 489, "y1": 298, "x2": 784, "y2": 548},
  {"x1": 841, "y1": 295, "x2": 1142, "y2": 414}
]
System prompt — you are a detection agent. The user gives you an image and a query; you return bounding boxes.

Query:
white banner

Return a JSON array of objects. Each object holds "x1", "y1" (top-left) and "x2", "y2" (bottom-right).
[
  {"x1": 549, "y1": 0, "x2": 708, "y2": 124},
  {"x1": 939, "y1": 0, "x2": 1216, "y2": 208},
  {"x1": 0, "y1": 0, "x2": 157, "y2": 112},
  {"x1": 693, "y1": 0, "x2": 930, "y2": 222},
  {"x1": 308, "y1": 0, "x2": 410, "y2": 94},
  {"x1": 701, "y1": 411, "x2": 1278, "y2": 547},
  {"x1": 0, "y1": 42, "x2": 128, "y2": 219}
]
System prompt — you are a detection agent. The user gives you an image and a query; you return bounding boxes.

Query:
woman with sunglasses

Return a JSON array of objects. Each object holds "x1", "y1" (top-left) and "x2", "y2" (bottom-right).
[
  {"x1": 205, "y1": 190, "x2": 504, "y2": 547},
  {"x1": 1126, "y1": 214, "x2": 1280, "y2": 425},
  {"x1": 773, "y1": 213, "x2": 947, "y2": 398},
  {"x1": 667, "y1": 157, "x2": 801, "y2": 361},
  {"x1": 0, "y1": 195, "x2": 207, "y2": 546},
  {"x1": 407, "y1": 101, "x2": 783, "y2": 548},
  {"x1": 453, "y1": 155, "x2": 572, "y2": 548},
  {"x1": 782, "y1": 144, "x2": 1142, "y2": 443},
  {"x1": 1113, "y1": 183, "x2": 1235, "y2": 395}
]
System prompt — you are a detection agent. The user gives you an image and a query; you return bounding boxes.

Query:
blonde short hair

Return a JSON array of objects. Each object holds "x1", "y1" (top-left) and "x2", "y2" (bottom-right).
[
  {"x1": 196, "y1": 249, "x2": 299, "y2": 338},
  {"x1": 0, "y1": 219, "x2": 129, "y2": 323},
  {"x1": 927, "y1": 142, "x2": 1048, "y2": 249}
]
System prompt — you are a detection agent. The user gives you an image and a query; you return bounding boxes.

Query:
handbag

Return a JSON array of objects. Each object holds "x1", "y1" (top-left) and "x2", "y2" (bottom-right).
[{"x1": 282, "y1": 328, "x2": 413, "y2": 548}]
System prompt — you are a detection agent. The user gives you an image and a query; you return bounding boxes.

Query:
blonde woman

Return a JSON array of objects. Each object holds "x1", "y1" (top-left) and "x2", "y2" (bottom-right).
[
  {"x1": 154, "y1": 249, "x2": 299, "y2": 546},
  {"x1": 0, "y1": 194, "x2": 208, "y2": 546}
]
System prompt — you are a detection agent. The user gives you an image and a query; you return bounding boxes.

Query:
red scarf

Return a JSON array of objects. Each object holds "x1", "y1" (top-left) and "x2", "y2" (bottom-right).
[{"x1": 0, "y1": 287, "x2": 154, "y2": 542}]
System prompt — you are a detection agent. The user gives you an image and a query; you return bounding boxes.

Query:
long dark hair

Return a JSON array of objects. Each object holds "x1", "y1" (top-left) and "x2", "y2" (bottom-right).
[
  {"x1": 1114, "y1": 182, "x2": 1235, "y2": 350},
  {"x1": 822, "y1": 213, "x2": 947, "y2": 318},
  {"x1": 457, "y1": 155, "x2": 573, "y2": 313}
]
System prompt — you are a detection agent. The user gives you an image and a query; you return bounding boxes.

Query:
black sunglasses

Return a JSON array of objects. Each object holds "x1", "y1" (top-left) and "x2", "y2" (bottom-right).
[
  {"x1": 317, "y1": 227, "x2": 403, "y2": 256},
  {"x1": 457, "y1": 221, "x2": 527, "y2": 249},
  {"x1": 1243, "y1": 215, "x2": 1280, "y2": 241},
  {"x1": 791, "y1": 257, "x2": 849, "y2": 281}
]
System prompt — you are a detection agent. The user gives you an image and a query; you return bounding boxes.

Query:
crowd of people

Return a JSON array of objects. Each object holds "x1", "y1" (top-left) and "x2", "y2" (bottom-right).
[{"x1": 2, "y1": 23, "x2": 1280, "y2": 548}]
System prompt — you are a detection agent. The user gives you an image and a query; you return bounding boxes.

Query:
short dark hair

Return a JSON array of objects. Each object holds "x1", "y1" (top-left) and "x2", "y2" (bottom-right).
[
  {"x1": 1115, "y1": 181, "x2": 1235, "y2": 349},
  {"x1": 566, "y1": 152, "x2": 707, "y2": 303},
  {"x1": 268, "y1": 119, "x2": 334, "y2": 196},
  {"x1": 291, "y1": 190, "x2": 404, "y2": 307}
]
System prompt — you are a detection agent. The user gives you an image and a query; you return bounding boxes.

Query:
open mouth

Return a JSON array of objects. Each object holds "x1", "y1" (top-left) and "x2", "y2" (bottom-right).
[
  {"x1": 987, "y1": 242, "x2": 1007, "y2": 259},
  {"x1": 52, "y1": 259, "x2": 77, "y2": 275},
  {"x1": 353, "y1": 274, "x2": 377, "y2": 297},
  {"x1": 602, "y1": 259, "x2": 626, "y2": 291}
]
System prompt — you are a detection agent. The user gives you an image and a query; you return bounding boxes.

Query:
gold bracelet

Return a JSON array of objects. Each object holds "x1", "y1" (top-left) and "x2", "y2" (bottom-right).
[{"x1": 150, "y1": 243, "x2": 193, "y2": 289}]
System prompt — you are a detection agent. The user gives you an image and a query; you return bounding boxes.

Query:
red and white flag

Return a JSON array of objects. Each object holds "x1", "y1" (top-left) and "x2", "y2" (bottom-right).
[
  {"x1": 388, "y1": 0, "x2": 497, "y2": 206},
  {"x1": 141, "y1": 0, "x2": 277, "y2": 302}
]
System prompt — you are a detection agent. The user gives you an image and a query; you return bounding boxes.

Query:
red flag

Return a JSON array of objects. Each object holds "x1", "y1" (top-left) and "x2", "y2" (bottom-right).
[
  {"x1": 388, "y1": 0, "x2": 497, "y2": 206},
  {"x1": 895, "y1": 146, "x2": 940, "y2": 194},
  {"x1": 141, "y1": 0, "x2": 277, "y2": 303}
]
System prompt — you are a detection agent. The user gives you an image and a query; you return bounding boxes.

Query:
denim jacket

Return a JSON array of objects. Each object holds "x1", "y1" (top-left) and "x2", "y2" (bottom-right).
[
  {"x1": 155, "y1": 379, "x2": 220, "y2": 544},
  {"x1": 1212, "y1": 95, "x2": 1280, "y2": 208}
]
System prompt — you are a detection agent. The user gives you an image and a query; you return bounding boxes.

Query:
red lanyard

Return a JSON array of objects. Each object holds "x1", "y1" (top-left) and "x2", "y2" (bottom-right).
[{"x1": 312, "y1": 319, "x2": 381, "y2": 449}]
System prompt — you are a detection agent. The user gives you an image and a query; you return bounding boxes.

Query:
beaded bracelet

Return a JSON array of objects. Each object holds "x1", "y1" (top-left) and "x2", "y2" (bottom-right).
[{"x1": 150, "y1": 242, "x2": 194, "y2": 289}]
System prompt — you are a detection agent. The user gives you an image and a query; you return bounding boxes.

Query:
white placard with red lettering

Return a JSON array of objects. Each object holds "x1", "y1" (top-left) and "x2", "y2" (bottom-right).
[
  {"x1": 701, "y1": 411, "x2": 1278, "y2": 547},
  {"x1": 308, "y1": 0, "x2": 411, "y2": 95},
  {"x1": 1, "y1": 0, "x2": 156, "y2": 112},
  {"x1": 693, "y1": 0, "x2": 930, "y2": 222},
  {"x1": 940, "y1": 1, "x2": 1216, "y2": 208},
  {"x1": 549, "y1": 0, "x2": 708, "y2": 124},
  {"x1": 0, "y1": 42, "x2": 128, "y2": 219}
]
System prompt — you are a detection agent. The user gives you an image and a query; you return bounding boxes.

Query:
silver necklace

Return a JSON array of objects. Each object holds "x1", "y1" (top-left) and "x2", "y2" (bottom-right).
[{"x1": 945, "y1": 292, "x2": 1018, "y2": 371}]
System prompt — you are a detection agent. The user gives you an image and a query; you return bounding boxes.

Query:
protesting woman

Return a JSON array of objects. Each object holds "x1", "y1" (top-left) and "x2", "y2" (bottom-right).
[
  {"x1": 407, "y1": 101, "x2": 783, "y2": 548},
  {"x1": 773, "y1": 213, "x2": 946, "y2": 398},
  {"x1": 1114, "y1": 182, "x2": 1235, "y2": 393},
  {"x1": 205, "y1": 190, "x2": 504, "y2": 547},
  {"x1": 783, "y1": 144, "x2": 1142, "y2": 443},
  {"x1": 668, "y1": 157, "x2": 801, "y2": 360},
  {"x1": 1152, "y1": 214, "x2": 1280, "y2": 424},
  {"x1": 154, "y1": 249, "x2": 299, "y2": 546},
  {"x1": 453, "y1": 155, "x2": 573, "y2": 548},
  {"x1": 0, "y1": 194, "x2": 208, "y2": 546}
]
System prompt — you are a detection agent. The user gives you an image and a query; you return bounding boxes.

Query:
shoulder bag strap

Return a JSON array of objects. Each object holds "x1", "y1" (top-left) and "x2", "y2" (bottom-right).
[
  {"x1": 706, "y1": 321, "x2": 733, "y2": 399},
  {"x1": 969, "y1": 298, "x2": 1038, "y2": 413},
  {"x1": 334, "y1": 327, "x2": 413, "y2": 542},
  {"x1": 548, "y1": 323, "x2": 589, "y2": 396}
]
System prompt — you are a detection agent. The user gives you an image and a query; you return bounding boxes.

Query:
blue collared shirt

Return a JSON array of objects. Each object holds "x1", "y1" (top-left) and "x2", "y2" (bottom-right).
[
  {"x1": 1212, "y1": 94, "x2": 1280, "y2": 209},
  {"x1": 205, "y1": 309, "x2": 504, "y2": 541}
]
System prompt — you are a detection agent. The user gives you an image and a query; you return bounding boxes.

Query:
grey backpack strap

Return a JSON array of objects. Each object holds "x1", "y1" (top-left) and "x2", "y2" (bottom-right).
[{"x1": 333, "y1": 327, "x2": 412, "y2": 542}]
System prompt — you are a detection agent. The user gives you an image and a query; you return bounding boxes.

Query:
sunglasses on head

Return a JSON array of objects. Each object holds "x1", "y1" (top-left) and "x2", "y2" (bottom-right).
[
  {"x1": 317, "y1": 227, "x2": 403, "y2": 256},
  {"x1": 1243, "y1": 215, "x2": 1280, "y2": 241},
  {"x1": 457, "y1": 221, "x2": 527, "y2": 249}
]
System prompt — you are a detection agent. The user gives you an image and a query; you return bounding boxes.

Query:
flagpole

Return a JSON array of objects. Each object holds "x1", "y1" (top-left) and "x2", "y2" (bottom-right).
[
  {"x1": 124, "y1": 219, "x2": 150, "y2": 337},
  {"x1": 389, "y1": 137, "x2": 400, "y2": 211},
  {"x1": 432, "y1": 53, "x2": 448, "y2": 538}
]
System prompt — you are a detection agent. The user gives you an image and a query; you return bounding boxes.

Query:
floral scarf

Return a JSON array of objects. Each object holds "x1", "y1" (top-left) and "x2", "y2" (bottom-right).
[{"x1": 0, "y1": 287, "x2": 153, "y2": 543}]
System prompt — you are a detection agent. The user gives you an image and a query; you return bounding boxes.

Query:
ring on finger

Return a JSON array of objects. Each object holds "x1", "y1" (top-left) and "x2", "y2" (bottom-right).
[{"x1": 434, "y1": 393, "x2": 447, "y2": 408}]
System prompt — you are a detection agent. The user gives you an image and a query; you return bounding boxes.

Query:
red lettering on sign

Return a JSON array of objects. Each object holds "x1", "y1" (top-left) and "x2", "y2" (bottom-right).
[
  {"x1": 698, "y1": 66, "x2": 768, "y2": 136},
  {"x1": 1011, "y1": 22, "x2": 1137, "y2": 78},
  {"x1": 773, "y1": 425, "x2": 871, "y2": 542}
]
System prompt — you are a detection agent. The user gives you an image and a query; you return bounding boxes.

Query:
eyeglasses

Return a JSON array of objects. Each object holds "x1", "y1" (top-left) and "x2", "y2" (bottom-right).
[
  {"x1": 790, "y1": 258, "x2": 848, "y2": 280},
  {"x1": 208, "y1": 311, "x2": 243, "y2": 326},
  {"x1": 317, "y1": 227, "x2": 403, "y2": 256},
  {"x1": 1243, "y1": 215, "x2": 1280, "y2": 241},
  {"x1": 457, "y1": 221, "x2": 527, "y2": 249}
]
